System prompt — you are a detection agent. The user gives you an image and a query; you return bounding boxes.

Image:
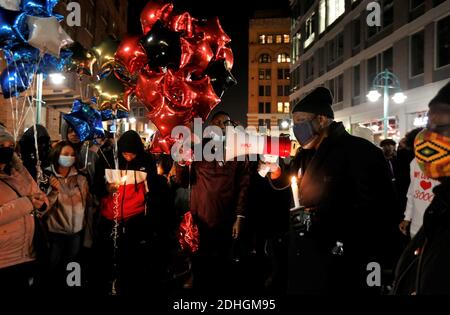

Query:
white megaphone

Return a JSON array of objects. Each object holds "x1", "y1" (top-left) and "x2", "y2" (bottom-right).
[{"x1": 224, "y1": 126, "x2": 291, "y2": 161}]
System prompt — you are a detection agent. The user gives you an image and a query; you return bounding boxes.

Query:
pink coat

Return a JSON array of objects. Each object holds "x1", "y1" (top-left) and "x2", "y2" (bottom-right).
[{"x1": 0, "y1": 154, "x2": 48, "y2": 269}]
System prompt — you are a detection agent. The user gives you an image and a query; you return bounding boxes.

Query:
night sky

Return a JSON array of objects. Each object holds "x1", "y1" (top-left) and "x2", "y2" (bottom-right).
[{"x1": 128, "y1": 0, "x2": 290, "y2": 126}]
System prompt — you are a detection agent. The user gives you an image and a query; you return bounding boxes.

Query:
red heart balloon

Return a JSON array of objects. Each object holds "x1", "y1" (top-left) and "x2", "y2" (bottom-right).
[
  {"x1": 140, "y1": 1, "x2": 174, "y2": 34},
  {"x1": 135, "y1": 67, "x2": 165, "y2": 113},
  {"x1": 216, "y1": 46, "x2": 234, "y2": 70},
  {"x1": 115, "y1": 35, "x2": 148, "y2": 76},
  {"x1": 194, "y1": 17, "x2": 231, "y2": 54}
]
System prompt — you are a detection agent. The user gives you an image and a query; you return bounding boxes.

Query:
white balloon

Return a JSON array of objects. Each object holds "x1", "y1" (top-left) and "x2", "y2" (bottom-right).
[
  {"x1": 0, "y1": 0, "x2": 20, "y2": 11},
  {"x1": 27, "y1": 16, "x2": 74, "y2": 57}
]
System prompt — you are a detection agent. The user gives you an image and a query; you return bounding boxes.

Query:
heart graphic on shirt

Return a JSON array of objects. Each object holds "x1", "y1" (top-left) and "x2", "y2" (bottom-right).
[{"x1": 420, "y1": 180, "x2": 432, "y2": 191}]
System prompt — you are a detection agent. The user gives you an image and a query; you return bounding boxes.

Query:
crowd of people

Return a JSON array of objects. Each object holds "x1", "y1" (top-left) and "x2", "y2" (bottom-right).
[{"x1": 0, "y1": 82, "x2": 449, "y2": 296}]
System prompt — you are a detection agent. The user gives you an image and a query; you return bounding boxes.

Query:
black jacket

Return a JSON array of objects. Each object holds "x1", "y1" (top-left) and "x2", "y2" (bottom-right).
[
  {"x1": 393, "y1": 180, "x2": 450, "y2": 295},
  {"x1": 283, "y1": 122, "x2": 398, "y2": 294}
]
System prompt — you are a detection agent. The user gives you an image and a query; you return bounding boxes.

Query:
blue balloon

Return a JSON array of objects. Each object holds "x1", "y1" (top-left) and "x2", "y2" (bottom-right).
[
  {"x1": 64, "y1": 99, "x2": 104, "y2": 141},
  {"x1": 20, "y1": 0, "x2": 58, "y2": 16},
  {"x1": 38, "y1": 50, "x2": 72, "y2": 75},
  {"x1": 5, "y1": 43, "x2": 40, "y2": 63},
  {"x1": 0, "y1": 63, "x2": 34, "y2": 98},
  {"x1": 0, "y1": 7, "x2": 26, "y2": 46}
]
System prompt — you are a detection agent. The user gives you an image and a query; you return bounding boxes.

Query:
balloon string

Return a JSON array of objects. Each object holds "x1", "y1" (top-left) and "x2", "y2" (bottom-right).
[{"x1": 32, "y1": 53, "x2": 45, "y2": 187}]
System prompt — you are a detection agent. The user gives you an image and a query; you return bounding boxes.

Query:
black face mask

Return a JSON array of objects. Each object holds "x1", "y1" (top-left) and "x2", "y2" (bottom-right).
[
  {"x1": 293, "y1": 120, "x2": 318, "y2": 147},
  {"x1": 0, "y1": 147, "x2": 14, "y2": 165}
]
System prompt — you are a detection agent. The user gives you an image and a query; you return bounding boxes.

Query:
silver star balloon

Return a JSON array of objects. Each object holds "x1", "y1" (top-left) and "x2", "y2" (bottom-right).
[{"x1": 26, "y1": 16, "x2": 74, "y2": 57}]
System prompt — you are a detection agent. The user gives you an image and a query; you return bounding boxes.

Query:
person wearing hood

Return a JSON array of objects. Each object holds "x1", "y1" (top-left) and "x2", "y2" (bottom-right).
[
  {"x1": 265, "y1": 87, "x2": 398, "y2": 294},
  {"x1": 43, "y1": 141, "x2": 93, "y2": 288},
  {"x1": 61, "y1": 121, "x2": 98, "y2": 186},
  {"x1": 18, "y1": 124, "x2": 51, "y2": 192},
  {"x1": 0, "y1": 126, "x2": 48, "y2": 291},
  {"x1": 92, "y1": 130, "x2": 158, "y2": 295},
  {"x1": 393, "y1": 82, "x2": 450, "y2": 295}
]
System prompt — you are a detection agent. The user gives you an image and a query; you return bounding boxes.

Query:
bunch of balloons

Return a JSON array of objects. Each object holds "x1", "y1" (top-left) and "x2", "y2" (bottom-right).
[
  {"x1": 113, "y1": 0, "x2": 237, "y2": 153},
  {"x1": 0, "y1": 0, "x2": 73, "y2": 98}
]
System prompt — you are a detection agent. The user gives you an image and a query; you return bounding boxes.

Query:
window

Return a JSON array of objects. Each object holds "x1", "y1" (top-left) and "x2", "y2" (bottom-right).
[
  {"x1": 383, "y1": 0, "x2": 394, "y2": 27},
  {"x1": 437, "y1": 16, "x2": 450, "y2": 68},
  {"x1": 258, "y1": 102, "x2": 264, "y2": 113},
  {"x1": 259, "y1": 54, "x2": 271, "y2": 63},
  {"x1": 328, "y1": 74, "x2": 343, "y2": 103},
  {"x1": 284, "y1": 102, "x2": 290, "y2": 113},
  {"x1": 259, "y1": 69, "x2": 265, "y2": 80},
  {"x1": 258, "y1": 119, "x2": 264, "y2": 127},
  {"x1": 265, "y1": 86, "x2": 271, "y2": 96},
  {"x1": 327, "y1": 0, "x2": 345, "y2": 26},
  {"x1": 259, "y1": 102, "x2": 271, "y2": 113},
  {"x1": 276, "y1": 35, "x2": 282, "y2": 43},
  {"x1": 259, "y1": 35, "x2": 266, "y2": 44},
  {"x1": 277, "y1": 68, "x2": 290, "y2": 80},
  {"x1": 277, "y1": 102, "x2": 283, "y2": 113},
  {"x1": 410, "y1": 30, "x2": 424, "y2": 76},
  {"x1": 410, "y1": 0, "x2": 424, "y2": 10},
  {"x1": 139, "y1": 107, "x2": 145, "y2": 117},
  {"x1": 277, "y1": 53, "x2": 290, "y2": 63},
  {"x1": 433, "y1": 0, "x2": 445, "y2": 7},
  {"x1": 284, "y1": 85, "x2": 290, "y2": 96},
  {"x1": 319, "y1": 0, "x2": 326, "y2": 34},
  {"x1": 259, "y1": 85, "x2": 265, "y2": 96},
  {"x1": 277, "y1": 85, "x2": 283, "y2": 97},
  {"x1": 283, "y1": 34, "x2": 290, "y2": 43},
  {"x1": 292, "y1": 32, "x2": 301, "y2": 63},
  {"x1": 367, "y1": 0, "x2": 393, "y2": 37},
  {"x1": 305, "y1": 57, "x2": 314, "y2": 80},
  {"x1": 319, "y1": 47, "x2": 325, "y2": 75},
  {"x1": 259, "y1": 69, "x2": 271, "y2": 80},
  {"x1": 267, "y1": 35, "x2": 273, "y2": 44},
  {"x1": 367, "y1": 48, "x2": 393, "y2": 89},
  {"x1": 353, "y1": 64, "x2": 360, "y2": 97},
  {"x1": 304, "y1": 13, "x2": 316, "y2": 48},
  {"x1": 328, "y1": 32, "x2": 344, "y2": 64},
  {"x1": 352, "y1": 17, "x2": 360, "y2": 47}
]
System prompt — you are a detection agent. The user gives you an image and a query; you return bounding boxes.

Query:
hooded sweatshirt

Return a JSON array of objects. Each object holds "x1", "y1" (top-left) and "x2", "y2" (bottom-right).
[{"x1": 94, "y1": 130, "x2": 157, "y2": 221}]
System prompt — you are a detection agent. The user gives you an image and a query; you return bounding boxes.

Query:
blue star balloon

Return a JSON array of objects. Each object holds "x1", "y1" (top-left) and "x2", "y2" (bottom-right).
[
  {"x1": 63, "y1": 99, "x2": 104, "y2": 141},
  {"x1": 20, "y1": 0, "x2": 59, "y2": 16},
  {"x1": 0, "y1": 7, "x2": 26, "y2": 47},
  {"x1": 0, "y1": 63, "x2": 33, "y2": 98}
]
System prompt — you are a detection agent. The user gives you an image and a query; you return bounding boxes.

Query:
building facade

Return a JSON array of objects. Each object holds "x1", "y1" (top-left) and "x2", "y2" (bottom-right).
[
  {"x1": 248, "y1": 14, "x2": 291, "y2": 135},
  {"x1": 0, "y1": 0, "x2": 128, "y2": 140},
  {"x1": 290, "y1": 0, "x2": 450, "y2": 144}
]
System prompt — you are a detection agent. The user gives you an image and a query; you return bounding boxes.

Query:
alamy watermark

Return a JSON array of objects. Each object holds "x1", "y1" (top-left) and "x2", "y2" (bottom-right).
[{"x1": 367, "y1": 1, "x2": 382, "y2": 27}]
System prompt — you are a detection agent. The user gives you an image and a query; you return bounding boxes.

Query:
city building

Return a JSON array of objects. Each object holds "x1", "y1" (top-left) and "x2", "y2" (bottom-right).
[
  {"x1": 0, "y1": 0, "x2": 128, "y2": 140},
  {"x1": 290, "y1": 0, "x2": 450, "y2": 143},
  {"x1": 248, "y1": 12, "x2": 291, "y2": 135}
]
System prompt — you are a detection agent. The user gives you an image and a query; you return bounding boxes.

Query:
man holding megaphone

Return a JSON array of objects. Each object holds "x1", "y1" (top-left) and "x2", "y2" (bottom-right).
[{"x1": 265, "y1": 87, "x2": 399, "y2": 295}]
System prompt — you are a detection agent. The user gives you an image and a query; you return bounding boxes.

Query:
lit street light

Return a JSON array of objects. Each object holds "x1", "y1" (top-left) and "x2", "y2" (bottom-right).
[{"x1": 367, "y1": 69, "x2": 406, "y2": 139}]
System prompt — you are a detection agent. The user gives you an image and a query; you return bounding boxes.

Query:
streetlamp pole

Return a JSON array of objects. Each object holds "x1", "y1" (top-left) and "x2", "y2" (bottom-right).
[
  {"x1": 383, "y1": 70, "x2": 389, "y2": 139},
  {"x1": 36, "y1": 73, "x2": 44, "y2": 125}
]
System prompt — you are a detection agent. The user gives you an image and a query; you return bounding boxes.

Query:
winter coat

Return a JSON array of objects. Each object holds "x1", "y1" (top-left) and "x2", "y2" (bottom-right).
[
  {"x1": 403, "y1": 160, "x2": 439, "y2": 238},
  {"x1": 393, "y1": 180, "x2": 450, "y2": 295},
  {"x1": 93, "y1": 131, "x2": 157, "y2": 222},
  {"x1": 0, "y1": 154, "x2": 49, "y2": 269},
  {"x1": 45, "y1": 165, "x2": 93, "y2": 244},
  {"x1": 281, "y1": 122, "x2": 399, "y2": 294},
  {"x1": 175, "y1": 157, "x2": 250, "y2": 229}
]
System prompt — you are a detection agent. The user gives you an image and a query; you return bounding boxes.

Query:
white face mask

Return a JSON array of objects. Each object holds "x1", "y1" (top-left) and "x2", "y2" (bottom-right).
[{"x1": 58, "y1": 155, "x2": 75, "y2": 168}]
